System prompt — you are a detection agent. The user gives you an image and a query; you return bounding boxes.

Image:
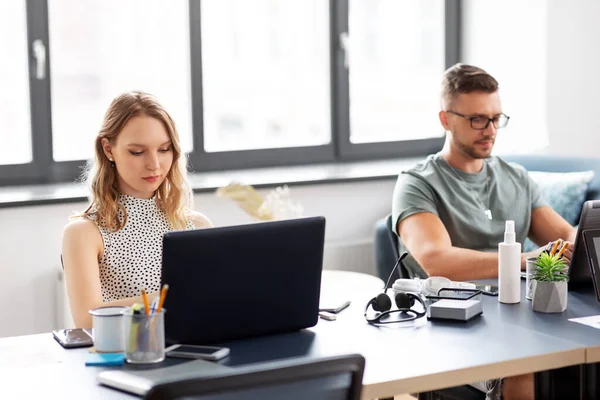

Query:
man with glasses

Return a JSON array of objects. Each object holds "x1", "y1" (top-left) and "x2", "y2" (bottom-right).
[{"x1": 392, "y1": 64, "x2": 576, "y2": 400}]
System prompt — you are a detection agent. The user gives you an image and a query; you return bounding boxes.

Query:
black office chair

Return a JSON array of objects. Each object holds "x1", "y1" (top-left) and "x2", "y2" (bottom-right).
[
  {"x1": 144, "y1": 354, "x2": 365, "y2": 400},
  {"x1": 374, "y1": 214, "x2": 409, "y2": 281}
]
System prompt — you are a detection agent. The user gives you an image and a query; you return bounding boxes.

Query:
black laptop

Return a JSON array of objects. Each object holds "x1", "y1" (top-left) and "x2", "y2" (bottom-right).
[{"x1": 161, "y1": 216, "x2": 326, "y2": 345}]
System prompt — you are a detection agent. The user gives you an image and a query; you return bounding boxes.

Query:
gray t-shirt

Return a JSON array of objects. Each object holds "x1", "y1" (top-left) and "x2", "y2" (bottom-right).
[{"x1": 392, "y1": 152, "x2": 546, "y2": 278}]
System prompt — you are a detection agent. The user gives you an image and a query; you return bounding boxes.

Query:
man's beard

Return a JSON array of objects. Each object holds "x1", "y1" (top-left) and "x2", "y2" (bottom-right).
[{"x1": 453, "y1": 135, "x2": 494, "y2": 160}]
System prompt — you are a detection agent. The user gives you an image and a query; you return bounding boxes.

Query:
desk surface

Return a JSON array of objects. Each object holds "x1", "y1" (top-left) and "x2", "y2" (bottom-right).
[
  {"x1": 481, "y1": 280, "x2": 600, "y2": 363},
  {"x1": 0, "y1": 271, "x2": 594, "y2": 400}
]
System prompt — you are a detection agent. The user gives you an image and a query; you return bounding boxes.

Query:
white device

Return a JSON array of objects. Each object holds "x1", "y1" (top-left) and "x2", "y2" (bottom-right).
[
  {"x1": 498, "y1": 220, "x2": 521, "y2": 304},
  {"x1": 429, "y1": 299, "x2": 483, "y2": 321},
  {"x1": 392, "y1": 277, "x2": 477, "y2": 297},
  {"x1": 165, "y1": 344, "x2": 230, "y2": 361}
]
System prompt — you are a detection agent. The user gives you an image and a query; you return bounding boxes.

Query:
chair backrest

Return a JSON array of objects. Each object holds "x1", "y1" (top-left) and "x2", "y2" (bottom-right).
[
  {"x1": 144, "y1": 354, "x2": 365, "y2": 400},
  {"x1": 374, "y1": 214, "x2": 408, "y2": 281}
]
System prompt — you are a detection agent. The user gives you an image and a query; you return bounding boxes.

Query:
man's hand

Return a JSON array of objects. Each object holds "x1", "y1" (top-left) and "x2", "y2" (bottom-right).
[{"x1": 521, "y1": 239, "x2": 573, "y2": 269}]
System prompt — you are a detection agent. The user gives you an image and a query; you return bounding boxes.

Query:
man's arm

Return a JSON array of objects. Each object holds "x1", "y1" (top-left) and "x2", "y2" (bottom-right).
[
  {"x1": 529, "y1": 205, "x2": 577, "y2": 245},
  {"x1": 398, "y1": 209, "x2": 573, "y2": 281},
  {"x1": 398, "y1": 212, "x2": 500, "y2": 281}
]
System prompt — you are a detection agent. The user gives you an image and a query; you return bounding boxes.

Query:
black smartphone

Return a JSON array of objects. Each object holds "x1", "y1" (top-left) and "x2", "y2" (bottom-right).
[
  {"x1": 468, "y1": 283, "x2": 499, "y2": 296},
  {"x1": 52, "y1": 328, "x2": 93, "y2": 349},
  {"x1": 165, "y1": 344, "x2": 230, "y2": 361}
]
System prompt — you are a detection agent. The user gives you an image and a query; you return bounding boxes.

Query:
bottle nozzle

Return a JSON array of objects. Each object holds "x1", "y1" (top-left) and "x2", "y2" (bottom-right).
[{"x1": 504, "y1": 220, "x2": 516, "y2": 244}]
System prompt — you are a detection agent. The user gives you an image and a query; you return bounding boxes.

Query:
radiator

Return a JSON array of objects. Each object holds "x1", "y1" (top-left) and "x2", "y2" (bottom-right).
[{"x1": 323, "y1": 239, "x2": 376, "y2": 276}]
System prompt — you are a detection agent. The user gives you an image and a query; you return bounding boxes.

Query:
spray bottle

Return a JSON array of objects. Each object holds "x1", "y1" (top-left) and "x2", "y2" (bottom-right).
[{"x1": 498, "y1": 220, "x2": 521, "y2": 303}]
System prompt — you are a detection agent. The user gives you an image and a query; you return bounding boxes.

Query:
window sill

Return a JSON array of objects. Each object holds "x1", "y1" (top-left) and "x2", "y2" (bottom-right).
[{"x1": 0, "y1": 157, "x2": 422, "y2": 209}]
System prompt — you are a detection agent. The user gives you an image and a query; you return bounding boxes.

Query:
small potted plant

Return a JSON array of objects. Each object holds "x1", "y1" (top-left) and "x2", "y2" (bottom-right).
[{"x1": 531, "y1": 251, "x2": 569, "y2": 313}]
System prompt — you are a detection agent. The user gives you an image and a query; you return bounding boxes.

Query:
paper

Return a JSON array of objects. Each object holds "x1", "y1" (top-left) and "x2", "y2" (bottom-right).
[{"x1": 569, "y1": 315, "x2": 600, "y2": 329}]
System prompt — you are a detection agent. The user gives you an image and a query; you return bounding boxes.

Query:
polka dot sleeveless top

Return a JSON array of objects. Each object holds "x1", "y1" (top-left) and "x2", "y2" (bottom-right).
[{"x1": 89, "y1": 194, "x2": 194, "y2": 302}]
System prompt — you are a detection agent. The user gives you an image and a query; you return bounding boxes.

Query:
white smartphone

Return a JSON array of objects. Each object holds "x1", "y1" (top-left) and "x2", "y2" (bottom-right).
[{"x1": 165, "y1": 344, "x2": 230, "y2": 361}]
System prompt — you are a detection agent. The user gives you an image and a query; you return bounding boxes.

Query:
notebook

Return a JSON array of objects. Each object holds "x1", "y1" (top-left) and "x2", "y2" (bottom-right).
[{"x1": 97, "y1": 359, "x2": 232, "y2": 396}]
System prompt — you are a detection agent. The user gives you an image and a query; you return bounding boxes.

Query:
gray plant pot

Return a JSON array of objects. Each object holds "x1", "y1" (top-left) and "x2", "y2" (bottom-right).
[{"x1": 531, "y1": 280, "x2": 568, "y2": 313}]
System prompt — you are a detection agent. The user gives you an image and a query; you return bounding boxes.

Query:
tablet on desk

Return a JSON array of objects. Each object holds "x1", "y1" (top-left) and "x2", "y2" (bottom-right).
[
  {"x1": 581, "y1": 229, "x2": 600, "y2": 301},
  {"x1": 569, "y1": 200, "x2": 600, "y2": 299}
]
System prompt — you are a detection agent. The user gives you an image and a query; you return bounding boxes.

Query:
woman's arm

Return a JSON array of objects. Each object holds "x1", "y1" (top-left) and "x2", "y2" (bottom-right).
[{"x1": 62, "y1": 219, "x2": 157, "y2": 328}]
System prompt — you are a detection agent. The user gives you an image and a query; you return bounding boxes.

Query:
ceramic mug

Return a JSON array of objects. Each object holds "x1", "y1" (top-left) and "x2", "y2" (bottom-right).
[{"x1": 89, "y1": 306, "x2": 127, "y2": 352}]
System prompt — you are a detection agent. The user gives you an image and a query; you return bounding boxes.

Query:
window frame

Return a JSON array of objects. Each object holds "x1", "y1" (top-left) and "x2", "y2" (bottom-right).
[
  {"x1": 0, "y1": 0, "x2": 461, "y2": 187},
  {"x1": 333, "y1": 0, "x2": 461, "y2": 161}
]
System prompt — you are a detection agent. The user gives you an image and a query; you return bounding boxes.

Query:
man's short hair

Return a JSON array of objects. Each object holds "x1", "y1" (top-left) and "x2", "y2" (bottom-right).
[{"x1": 441, "y1": 63, "x2": 499, "y2": 109}]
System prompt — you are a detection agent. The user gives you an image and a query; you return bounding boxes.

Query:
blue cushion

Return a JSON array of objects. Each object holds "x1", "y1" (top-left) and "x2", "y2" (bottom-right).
[{"x1": 523, "y1": 170, "x2": 594, "y2": 252}]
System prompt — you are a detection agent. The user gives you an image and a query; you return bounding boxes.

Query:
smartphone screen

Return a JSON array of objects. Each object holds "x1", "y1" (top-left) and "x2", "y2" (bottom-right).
[{"x1": 53, "y1": 328, "x2": 93, "y2": 348}]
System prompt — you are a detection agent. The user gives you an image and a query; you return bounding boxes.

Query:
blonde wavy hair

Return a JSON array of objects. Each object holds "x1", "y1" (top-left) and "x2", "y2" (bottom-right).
[{"x1": 76, "y1": 91, "x2": 192, "y2": 231}]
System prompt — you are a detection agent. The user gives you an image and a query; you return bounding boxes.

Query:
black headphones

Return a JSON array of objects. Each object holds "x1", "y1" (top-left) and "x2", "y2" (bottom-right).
[{"x1": 364, "y1": 252, "x2": 427, "y2": 324}]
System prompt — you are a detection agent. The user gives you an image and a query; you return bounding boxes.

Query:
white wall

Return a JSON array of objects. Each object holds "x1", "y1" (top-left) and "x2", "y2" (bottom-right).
[
  {"x1": 546, "y1": 1, "x2": 600, "y2": 156},
  {"x1": 0, "y1": 180, "x2": 395, "y2": 338},
  {"x1": 462, "y1": 0, "x2": 548, "y2": 154},
  {"x1": 463, "y1": 0, "x2": 600, "y2": 157}
]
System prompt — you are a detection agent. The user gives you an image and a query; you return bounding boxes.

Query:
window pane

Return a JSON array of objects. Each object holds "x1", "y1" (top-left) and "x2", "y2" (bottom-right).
[
  {"x1": 0, "y1": 2, "x2": 32, "y2": 165},
  {"x1": 349, "y1": 0, "x2": 445, "y2": 144},
  {"x1": 201, "y1": 0, "x2": 331, "y2": 153},
  {"x1": 49, "y1": 1, "x2": 192, "y2": 162}
]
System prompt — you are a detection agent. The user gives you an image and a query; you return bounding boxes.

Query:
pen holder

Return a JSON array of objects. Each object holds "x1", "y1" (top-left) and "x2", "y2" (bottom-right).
[{"x1": 124, "y1": 309, "x2": 166, "y2": 364}]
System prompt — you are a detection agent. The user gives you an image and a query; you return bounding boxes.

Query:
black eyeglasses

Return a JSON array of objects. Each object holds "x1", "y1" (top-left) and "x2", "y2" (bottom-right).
[{"x1": 446, "y1": 110, "x2": 510, "y2": 130}]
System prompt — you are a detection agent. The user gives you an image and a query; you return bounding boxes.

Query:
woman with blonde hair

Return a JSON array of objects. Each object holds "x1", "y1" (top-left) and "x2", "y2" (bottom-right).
[{"x1": 62, "y1": 91, "x2": 212, "y2": 328}]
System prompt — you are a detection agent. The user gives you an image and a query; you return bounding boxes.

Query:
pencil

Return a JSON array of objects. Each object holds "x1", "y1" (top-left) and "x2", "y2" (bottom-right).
[
  {"x1": 549, "y1": 240, "x2": 561, "y2": 257},
  {"x1": 556, "y1": 242, "x2": 569, "y2": 259},
  {"x1": 156, "y1": 284, "x2": 169, "y2": 313},
  {"x1": 141, "y1": 290, "x2": 150, "y2": 315}
]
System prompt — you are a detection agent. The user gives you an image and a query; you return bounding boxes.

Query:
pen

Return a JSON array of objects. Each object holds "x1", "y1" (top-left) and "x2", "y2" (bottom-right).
[
  {"x1": 150, "y1": 298, "x2": 159, "y2": 314},
  {"x1": 556, "y1": 242, "x2": 569, "y2": 259}
]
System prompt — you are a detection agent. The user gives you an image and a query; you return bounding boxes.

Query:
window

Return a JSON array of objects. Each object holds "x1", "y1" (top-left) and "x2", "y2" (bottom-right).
[
  {"x1": 0, "y1": 0, "x2": 459, "y2": 186},
  {"x1": 348, "y1": 0, "x2": 445, "y2": 144},
  {"x1": 0, "y1": 2, "x2": 32, "y2": 165},
  {"x1": 48, "y1": 0, "x2": 193, "y2": 161},
  {"x1": 200, "y1": 0, "x2": 331, "y2": 153}
]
